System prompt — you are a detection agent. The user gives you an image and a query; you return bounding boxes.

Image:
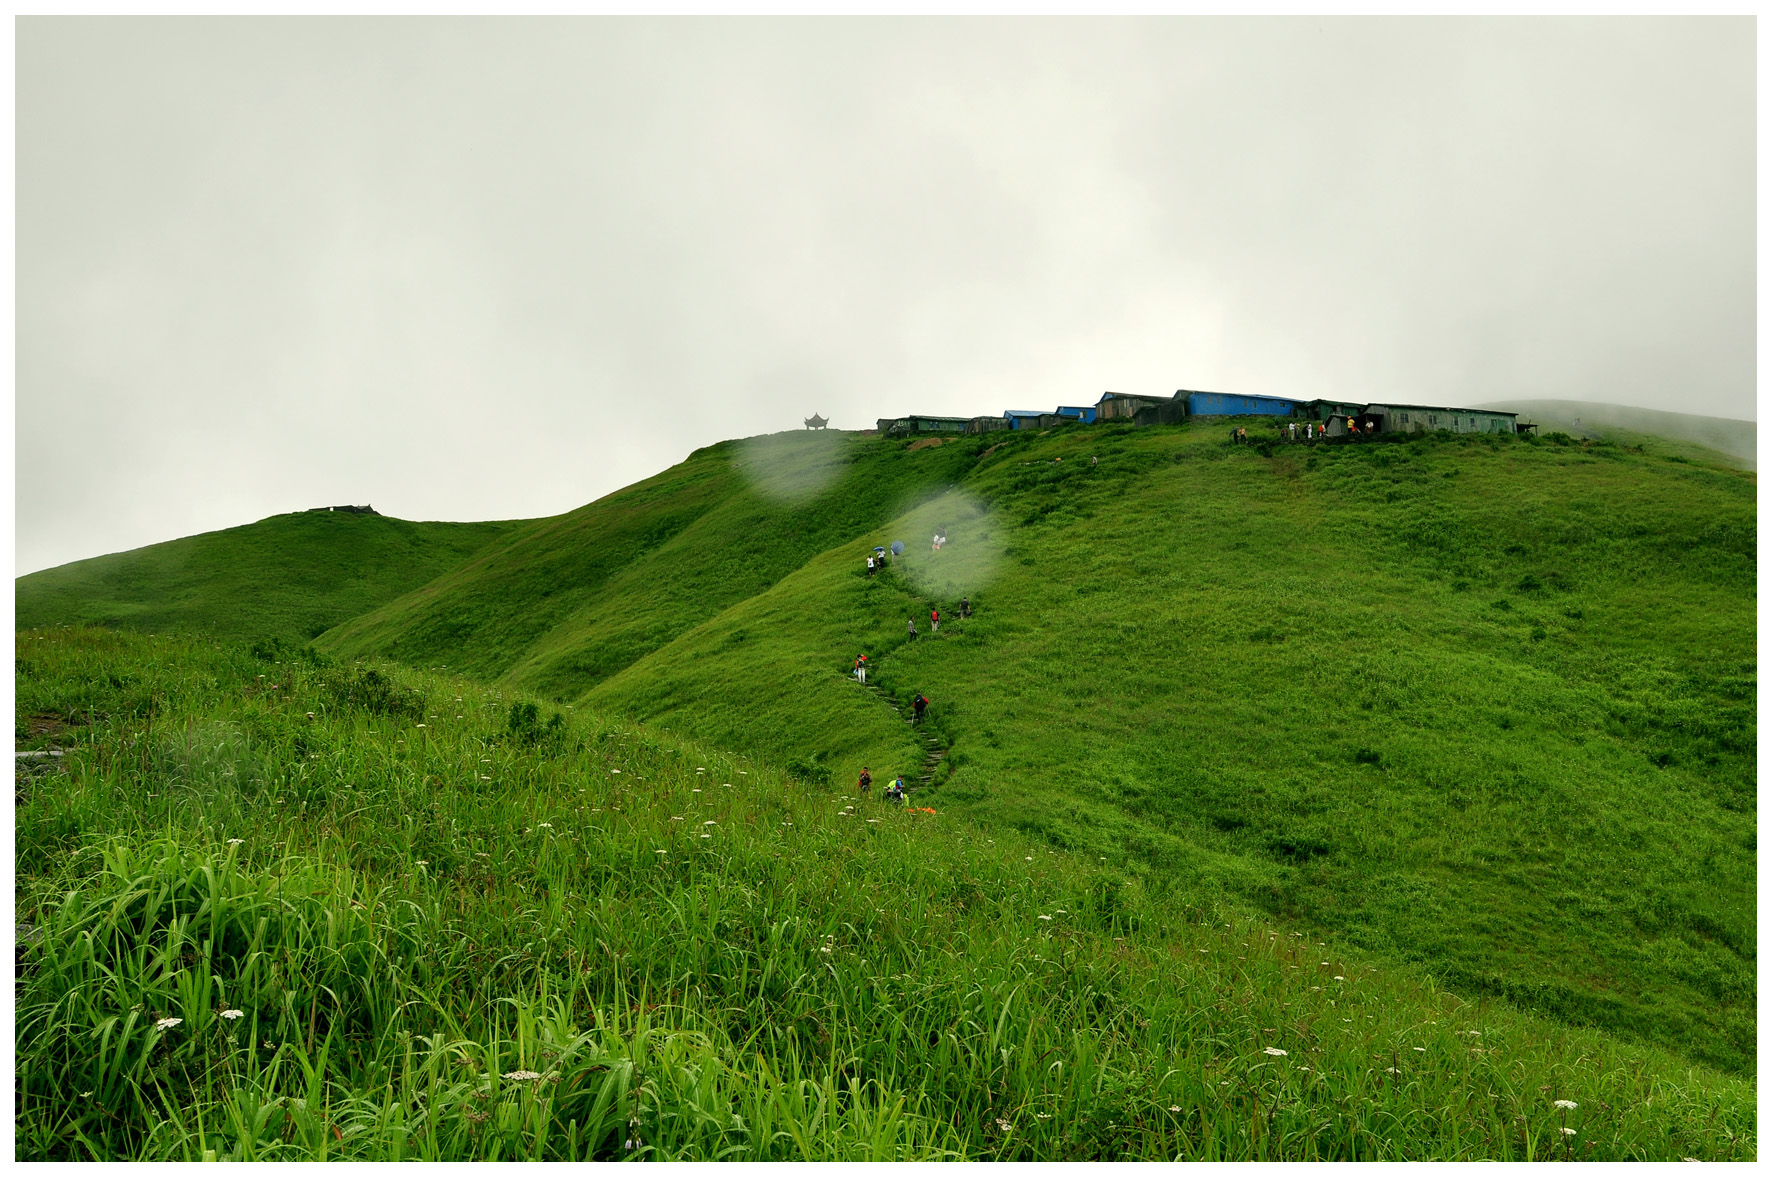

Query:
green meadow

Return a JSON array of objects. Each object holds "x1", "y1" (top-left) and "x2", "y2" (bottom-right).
[
  {"x1": 16, "y1": 510, "x2": 520, "y2": 646},
  {"x1": 14, "y1": 412, "x2": 1756, "y2": 1159},
  {"x1": 13, "y1": 628, "x2": 1754, "y2": 1159}
]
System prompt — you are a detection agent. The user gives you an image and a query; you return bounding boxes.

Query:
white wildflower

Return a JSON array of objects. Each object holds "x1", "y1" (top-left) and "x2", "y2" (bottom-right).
[
  {"x1": 1414, "y1": 1047, "x2": 1426, "y2": 1052},
  {"x1": 704, "y1": 820, "x2": 716, "y2": 826},
  {"x1": 219, "y1": 1009, "x2": 244, "y2": 1021},
  {"x1": 1168, "y1": 1105, "x2": 1181, "y2": 1112},
  {"x1": 227, "y1": 838, "x2": 245, "y2": 845},
  {"x1": 1263, "y1": 1047, "x2": 1287, "y2": 1056},
  {"x1": 537, "y1": 822, "x2": 552, "y2": 828},
  {"x1": 1038, "y1": 915, "x2": 1052, "y2": 921},
  {"x1": 1554, "y1": 1100, "x2": 1578, "y2": 1110},
  {"x1": 154, "y1": 1017, "x2": 183, "y2": 1031},
  {"x1": 1561, "y1": 1127, "x2": 1577, "y2": 1137},
  {"x1": 503, "y1": 1070, "x2": 542, "y2": 1081}
]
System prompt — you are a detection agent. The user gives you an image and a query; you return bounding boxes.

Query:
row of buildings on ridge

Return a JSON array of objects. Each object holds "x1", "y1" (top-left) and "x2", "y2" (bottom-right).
[{"x1": 875, "y1": 390, "x2": 1530, "y2": 439}]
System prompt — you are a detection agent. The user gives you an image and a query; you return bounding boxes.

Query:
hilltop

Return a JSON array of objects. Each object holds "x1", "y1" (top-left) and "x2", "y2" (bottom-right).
[{"x1": 15, "y1": 509, "x2": 521, "y2": 647}]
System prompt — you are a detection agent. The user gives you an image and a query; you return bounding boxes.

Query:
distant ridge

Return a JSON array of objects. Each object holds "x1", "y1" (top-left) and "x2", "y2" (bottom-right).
[
  {"x1": 1474, "y1": 399, "x2": 1754, "y2": 468},
  {"x1": 15, "y1": 510, "x2": 520, "y2": 644}
]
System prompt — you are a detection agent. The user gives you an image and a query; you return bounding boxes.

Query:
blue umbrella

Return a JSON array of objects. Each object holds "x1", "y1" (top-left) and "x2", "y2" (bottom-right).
[
  {"x1": 890, "y1": 541, "x2": 905, "y2": 556},
  {"x1": 874, "y1": 547, "x2": 886, "y2": 556}
]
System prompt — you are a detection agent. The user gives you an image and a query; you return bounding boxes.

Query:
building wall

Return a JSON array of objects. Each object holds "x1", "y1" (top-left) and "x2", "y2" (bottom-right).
[
  {"x1": 965, "y1": 415, "x2": 1011, "y2": 434},
  {"x1": 1302, "y1": 400, "x2": 1364, "y2": 422},
  {"x1": 1132, "y1": 401, "x2": 1187, "y2": 427},
  {"x1": 1370, "y1": 407, "x2": 1516, "y2": 436},
  {"x1": 1187, "y1": 391, "x2": 1298, "y2": 417},
  {"x1": 1096, "y1": 395, "x2": 1169, "y2": 421}
]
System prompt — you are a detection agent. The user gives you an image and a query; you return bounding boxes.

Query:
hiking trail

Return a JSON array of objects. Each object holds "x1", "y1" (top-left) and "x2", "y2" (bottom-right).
[{"x1": 859, "y1": 678, "x2": 946, "y2": 794}]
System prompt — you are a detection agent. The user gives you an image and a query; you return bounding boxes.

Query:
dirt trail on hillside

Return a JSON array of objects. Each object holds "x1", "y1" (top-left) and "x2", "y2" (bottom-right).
[{"x1": 859, "y1": 679, "x2": 946, "y2": 794}]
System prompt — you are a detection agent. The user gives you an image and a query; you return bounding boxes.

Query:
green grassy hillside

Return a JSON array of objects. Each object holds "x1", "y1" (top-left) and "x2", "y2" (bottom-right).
[
  {"x1": 15, "y1": 510, "x2": 520, "y2": 646},
  {"x1": 17, "y1": 415, "x2": 1756, "y2": 1088},
  {"x1": 572, "y1": 423, "x2": 1755, "y2": 1074},
  {"x1": 318, "y1": 431, "x2": 984, "y2": 701},
  {"x1": 13, "y1": 628, "x2": 1754, "y2": 1159}
]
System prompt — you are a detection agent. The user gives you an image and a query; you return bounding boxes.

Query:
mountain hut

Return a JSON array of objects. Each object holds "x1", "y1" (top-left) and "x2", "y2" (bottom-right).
[
  {"x1": 1184, "y1": 390, "x2": 1302, "y2": 417},
  {"x1": 877, "y1": 415, "x2": 970, "y2": 438},
  {"x1": 1364, "y1": 404, "x2": 1518, "y2": 436},
  {"x1": 1094, "y1": 391, "x2": 1177, "y2": 421}
]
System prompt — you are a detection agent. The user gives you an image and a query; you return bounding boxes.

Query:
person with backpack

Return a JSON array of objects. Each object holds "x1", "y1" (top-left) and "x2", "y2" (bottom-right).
[
  {"x1": 854, "y1": 654, "x2": 867, "y2": 684},
  {"x1": 885, "y1": 777, "x2": 906, "y2": 804},
  {"x1": 960, "y1": 597, "x2": 971, "y2": 619},
  {"x1": 866, "y1": 554, "x2": 875, "y2": 575},
  {"x1": 912, "y1": 693, "x2": 928, "y2": 723},
  {"x1": 857, "y1": 766, "x2": 872, "y2": 797},
  {"x1": 907, "y1": 618, "x2": 917, "y2": 641},
  {"x1": 931, "y1": 607, "x2": 940, "y2": 633}
]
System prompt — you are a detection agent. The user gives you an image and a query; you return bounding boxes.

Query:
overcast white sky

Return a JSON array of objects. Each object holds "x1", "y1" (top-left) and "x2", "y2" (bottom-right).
[{"x1": 16, "y1": 17, "x2": 1755, "y2": 575}]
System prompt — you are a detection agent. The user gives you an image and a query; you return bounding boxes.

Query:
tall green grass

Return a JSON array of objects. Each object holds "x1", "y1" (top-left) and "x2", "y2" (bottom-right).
[{"x1": 14, "y1": 627, "x2": 1754, "y2": 1160}]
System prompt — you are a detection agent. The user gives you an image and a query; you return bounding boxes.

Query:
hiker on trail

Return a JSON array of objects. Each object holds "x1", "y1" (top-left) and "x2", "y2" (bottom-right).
[
  {"x1": 960, "y1": 597, "x2": 971, "y2": 618},
  {"x1": 912, "y1": 693, "x2": 929, "y2": 723},
  {"x1": 854, "y1": 655, "x2": 867, "y2": 684},
  {"x1": 931, "y1": 608, "x2": 940, "y2": 633},
  {"x1": 866, "y1": 555, "x2": 876, "y2": 575},
  {"x1": 857, "y1": 767, "x2": 872, "y2": 797},
  {"x1": 1090, "y1": 455, "x2": 1098, "y2": 467},
  {"x1": 1288, "y1": 422, "x2": 1296, "y2": 442},
  {"x1": 885, "y1": 778, "x2": 906, "y2": 804},
  {"x1": 907, "y1": 618, "x2": 918, "y2": 640}
]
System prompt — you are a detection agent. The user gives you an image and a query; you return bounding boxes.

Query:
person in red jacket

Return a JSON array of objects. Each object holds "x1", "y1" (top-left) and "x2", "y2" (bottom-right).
[{"x1": 931, "y1": 607, "x2": 940, "y2": 633}]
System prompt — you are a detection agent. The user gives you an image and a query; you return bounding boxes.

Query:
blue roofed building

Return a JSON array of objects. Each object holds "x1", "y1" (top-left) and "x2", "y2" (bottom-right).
[
  {"x1": 1055, "y1": 405, "x2": 1098, "y2": 424},
  {"x1": 1184, "y1": 390, "x2": 1302, "y2": 417}
]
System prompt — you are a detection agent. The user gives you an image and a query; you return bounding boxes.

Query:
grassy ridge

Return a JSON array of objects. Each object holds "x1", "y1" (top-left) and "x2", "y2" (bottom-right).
[
  {"x1": 15, "y1": 510, "x2": 519, "y2": 646},
  {"x1": 576, "y1": 423, "x2": 1755, "y2": 1073},
  {"x1": 1476, "y1": 400, "x2": 1756, "y2": 469},
  {"x1": 318, "y1": 432, "x2": 987, "y2": 698},
  {"x1": 13, "y1": 628, "x2": 1755, "y2": 1160}
]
